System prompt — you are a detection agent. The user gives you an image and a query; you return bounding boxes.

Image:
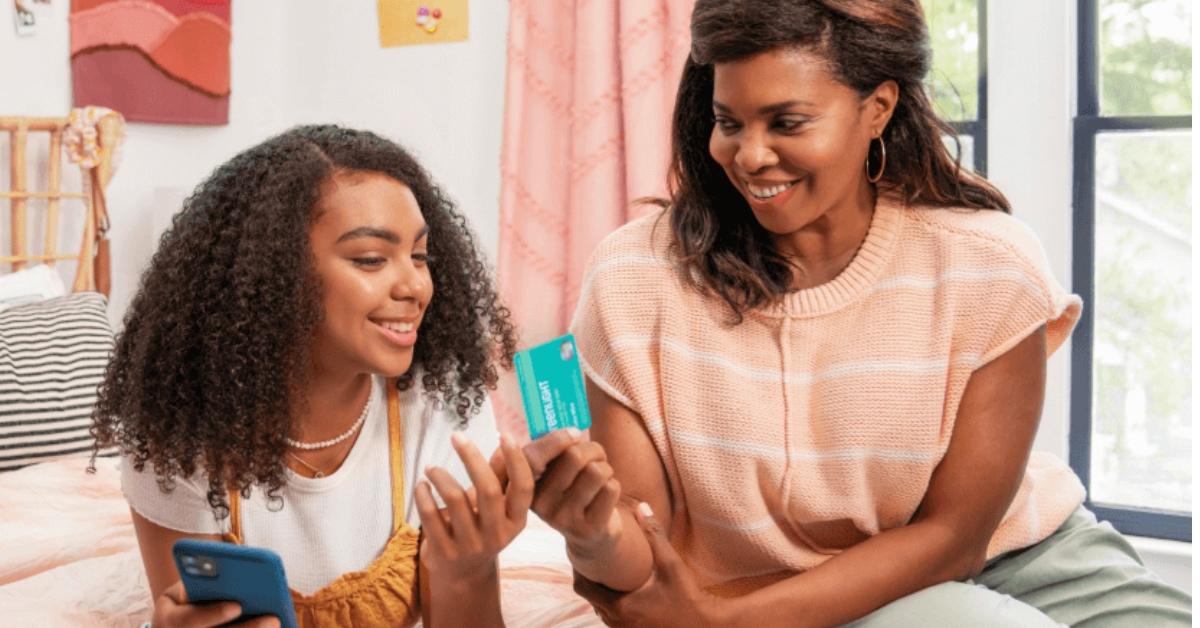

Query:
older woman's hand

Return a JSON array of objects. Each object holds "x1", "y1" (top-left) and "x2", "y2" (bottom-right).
[
  {"x1": 529, "y1": 438, "x2": 623, "y2": 555},
  {"x1": 572, "y1": 503, "x2": 727, "y2": 628}
]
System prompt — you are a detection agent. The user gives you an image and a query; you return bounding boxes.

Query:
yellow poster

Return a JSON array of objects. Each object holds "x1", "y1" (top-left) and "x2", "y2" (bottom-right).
[{"x1": 378, "y1": 0, "x2": 469, "y2": 47}]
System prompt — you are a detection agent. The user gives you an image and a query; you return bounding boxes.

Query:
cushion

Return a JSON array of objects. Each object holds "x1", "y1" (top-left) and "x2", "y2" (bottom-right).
[
  {"x1": 0, "y1": 264, "x2": 67, "y2": 312},
  {"x1": 0, "y1": 292, "x2": 115, "y2": 472}
]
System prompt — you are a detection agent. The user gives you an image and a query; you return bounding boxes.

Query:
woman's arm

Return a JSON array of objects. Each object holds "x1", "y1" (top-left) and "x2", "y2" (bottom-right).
[
  {"x1": 130, "y1": 509, "x2": 269, "y2": 627},
  {"x1": 557, "y1": 379, "x2": 673, "y2": 592},
  {"x1": 707, "y1": 327, "x2": 1050, "y2": 627},
  {"x1": 130, "y1": 508, "x2": 224, "y2": 599}
]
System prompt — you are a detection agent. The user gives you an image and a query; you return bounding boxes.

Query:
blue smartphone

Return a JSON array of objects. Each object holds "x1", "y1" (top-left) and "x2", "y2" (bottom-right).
[{"x1": 173, "y1": 539, "x2": 298, "y2": 628}]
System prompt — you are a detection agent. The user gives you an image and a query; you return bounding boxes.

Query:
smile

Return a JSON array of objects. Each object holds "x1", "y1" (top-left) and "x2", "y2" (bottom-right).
[
  {"x1": 371, "y1": 318, "x2": 419, "y2": 347},
  {"x1": 378, "y1": 320, "x2": 415, "y2": 333},
  {"x1": 745, "y1": 180, "x2": 800, "y2": 200}
]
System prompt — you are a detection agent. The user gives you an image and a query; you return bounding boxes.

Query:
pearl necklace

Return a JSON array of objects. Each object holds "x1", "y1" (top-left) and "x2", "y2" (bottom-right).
[{"x1": 284, "y1": 386, "x2": 372, "y2": 451}]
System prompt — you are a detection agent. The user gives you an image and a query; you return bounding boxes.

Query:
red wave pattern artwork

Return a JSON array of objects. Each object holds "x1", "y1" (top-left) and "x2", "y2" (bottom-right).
[{"x1": 71, "y1": 0, "x2": 231, "y2": 125}]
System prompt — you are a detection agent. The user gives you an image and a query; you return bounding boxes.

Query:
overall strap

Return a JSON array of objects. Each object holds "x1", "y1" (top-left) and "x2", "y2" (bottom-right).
[
  {"x1": 386, "y1": 380, "x2": 406, "y2": 535},
  {"x1": 226, "y1": 485, "x2": 243, "y2": 544}
]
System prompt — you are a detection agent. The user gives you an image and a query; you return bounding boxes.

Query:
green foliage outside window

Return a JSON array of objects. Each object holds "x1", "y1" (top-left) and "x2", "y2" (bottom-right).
[
  {"x1": 1101, "y1": 0, "x2": 1192, "y2": 116},
  {"x1": 921, "y1": 0, "x2": 979, "y2": 122},
  {"x1": 1090, "y1": 0, "x2": 1191, "y2": 512}
]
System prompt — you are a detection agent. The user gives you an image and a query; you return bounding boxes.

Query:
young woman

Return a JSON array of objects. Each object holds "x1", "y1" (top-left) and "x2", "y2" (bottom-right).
[
  {"x1": 90, "y1": 125, "x2": 578, "y2": 627},
  {"x1": 533, "y1": 1, "x2": 1193, "y2": 626}
]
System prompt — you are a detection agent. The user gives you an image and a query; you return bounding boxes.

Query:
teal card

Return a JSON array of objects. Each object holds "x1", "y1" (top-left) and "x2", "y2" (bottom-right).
[{"x1": 514, "y1": 333, "x2": 592, "y2": 439}]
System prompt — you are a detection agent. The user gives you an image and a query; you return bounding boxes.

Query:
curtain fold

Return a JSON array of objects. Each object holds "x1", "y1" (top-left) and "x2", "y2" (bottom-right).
[{"x1": 495, "y1": 0, "x2": 695, "y2": 438}]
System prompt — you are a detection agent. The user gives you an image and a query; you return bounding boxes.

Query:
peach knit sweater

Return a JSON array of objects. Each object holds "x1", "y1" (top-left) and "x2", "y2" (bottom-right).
[{"x1": 571, "y1": 191, "x2": 1085, "y2": 595}]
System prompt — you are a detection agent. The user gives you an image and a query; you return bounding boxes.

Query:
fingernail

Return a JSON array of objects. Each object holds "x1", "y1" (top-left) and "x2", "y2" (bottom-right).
[
  {"x1": 424, "y1": 465, "x2": 435, "y2": 476},
  {"x1": 638, "y1": 502, "x2": 654, "y2": 518},
  {"x1": 225, "y1": 602, "x2": 242, "y2": 619},
  {"x1": 566, "y1": 427, "x2": 583, "y2": 439},
  {"x1": 499, "y1": 434, "x2": 513, "y2": 449},
  {"x1": 451, "y1": 432, "x2": 467, "y2": 446}
]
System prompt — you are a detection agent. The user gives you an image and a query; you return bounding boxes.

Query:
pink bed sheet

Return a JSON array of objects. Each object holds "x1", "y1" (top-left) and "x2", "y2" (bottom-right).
[{"x1": 0, "y1": 457, "x2": 601, "y2": 627}]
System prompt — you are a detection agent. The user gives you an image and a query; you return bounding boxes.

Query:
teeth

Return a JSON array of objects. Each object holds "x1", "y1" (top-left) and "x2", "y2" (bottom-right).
[
  {"x1": 381, "y1": 321, "x2": 415, "y2": 333},
  {"x1": 747, "y1": 181, "x2": 795, "y2": 199}
]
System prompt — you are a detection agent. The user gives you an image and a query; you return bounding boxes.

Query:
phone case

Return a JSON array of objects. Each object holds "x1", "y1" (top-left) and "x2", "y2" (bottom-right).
[{"x1": 173, "y1": 539, "x2": 298, "y2": 628}]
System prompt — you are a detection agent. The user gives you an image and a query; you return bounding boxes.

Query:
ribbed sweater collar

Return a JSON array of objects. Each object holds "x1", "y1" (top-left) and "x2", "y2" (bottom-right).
[{"x1": 763, "y1": 189, "x2": 904, "y2": 318}]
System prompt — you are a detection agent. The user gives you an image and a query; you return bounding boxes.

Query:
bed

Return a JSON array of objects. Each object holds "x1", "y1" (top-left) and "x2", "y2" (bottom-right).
[
  {"x1": 0, "y1": 456, "x2": 600, "y2": 627},
  {"x1": 0, "y1": 113, "x2": 601, "y2": 627}
]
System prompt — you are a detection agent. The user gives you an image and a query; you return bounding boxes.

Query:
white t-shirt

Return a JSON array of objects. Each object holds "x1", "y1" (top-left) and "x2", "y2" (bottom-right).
[{"x1": 121, "y1": 375, "x2": 500, "y2": 595}]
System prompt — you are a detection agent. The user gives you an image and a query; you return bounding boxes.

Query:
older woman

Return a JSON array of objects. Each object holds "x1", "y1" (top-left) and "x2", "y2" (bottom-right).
[{"x1": 527, "y1": 1, "x2": 1192, "y2": 626}]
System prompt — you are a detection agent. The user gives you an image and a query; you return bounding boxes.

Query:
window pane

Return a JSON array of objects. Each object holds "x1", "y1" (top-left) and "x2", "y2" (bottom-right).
[
  {"x1": 1100, "y1": 0, "x2": 1192, "y2": 116},
  {"x1": 941, "y1": 133, "x2": 975, "y2": 171},
  {"x1": 1091, "y1": 130, "x2": 1191, "y2": 512},
  {"x1": 922, "y1": 0, "x2": 979, "y2": 121}
]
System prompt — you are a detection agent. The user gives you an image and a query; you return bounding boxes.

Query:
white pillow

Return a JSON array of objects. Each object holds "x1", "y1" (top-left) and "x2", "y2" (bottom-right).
[{"x1": 0, "y1": 264, "x2": 67, "y2": 312}]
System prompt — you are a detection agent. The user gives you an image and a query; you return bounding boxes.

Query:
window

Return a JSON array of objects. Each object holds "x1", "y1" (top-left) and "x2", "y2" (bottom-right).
[
  {"x1": 922, "y1": 0, "x2": 987, "y2": 174},
  {"x1": 1072, "y1": 0, "x2": 1192, "y2": 541}
]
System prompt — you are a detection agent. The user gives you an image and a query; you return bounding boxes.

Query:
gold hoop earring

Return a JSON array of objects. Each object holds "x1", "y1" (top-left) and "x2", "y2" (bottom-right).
[{"x1": 866, "y1": 135, "x2": 886, "y2": 183}]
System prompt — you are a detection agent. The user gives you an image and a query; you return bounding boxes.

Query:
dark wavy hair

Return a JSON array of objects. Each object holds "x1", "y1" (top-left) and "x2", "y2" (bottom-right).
[
  {"x1": 89, "y1": 124, "x2": 517, "y2": 516},
  {"x1": 666, "y1": 0, "x2": 1010, "y2": 320}
]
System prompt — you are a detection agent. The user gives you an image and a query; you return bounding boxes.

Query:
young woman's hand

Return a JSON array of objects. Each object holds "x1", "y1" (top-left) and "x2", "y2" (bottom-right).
[
  {"x1": 150, "y1": 581, "x2": 280, "y2": 628},
  {"x1": 416, "y1": 432, "x2": 536, "y2": 577},
  {"x1": 524, "y1": 430, "x2": 624, "y2": 556}
]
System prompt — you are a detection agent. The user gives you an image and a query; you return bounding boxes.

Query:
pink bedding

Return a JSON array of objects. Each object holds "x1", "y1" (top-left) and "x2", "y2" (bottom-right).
[{"x1": 0, "y1": 457, "x2": 600, "y2": 627}]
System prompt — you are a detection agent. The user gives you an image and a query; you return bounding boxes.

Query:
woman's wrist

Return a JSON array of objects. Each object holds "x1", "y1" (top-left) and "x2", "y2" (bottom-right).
[
  {"x1": 425, "y1": 559, "x2": 503, "y2": 628},
  {"x1": 427, "y1": 557, "x2": 499, "y2": 593},
  {"x1": 566, "y1": 510, "x2": 658, "y2": 592},
  {"x1": 565, "y1": 505, "x2": 629, "y2": 560},
  {"x1": 701, "y1": 594, "x2": 744, "y2": 628},
  {"x1": 565, "y1": 526, "x2": 620, "y2": 562}
]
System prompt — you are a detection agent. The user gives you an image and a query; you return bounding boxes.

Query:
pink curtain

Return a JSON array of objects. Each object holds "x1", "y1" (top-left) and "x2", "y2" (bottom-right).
[{"x1": 494, "y1": 0, "x2": 695, "y2": 438}]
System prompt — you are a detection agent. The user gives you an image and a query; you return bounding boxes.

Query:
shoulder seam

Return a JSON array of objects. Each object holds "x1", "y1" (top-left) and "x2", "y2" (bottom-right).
[{"x1": 907, "y1": 208, "x2": 1055, "y2": 307}]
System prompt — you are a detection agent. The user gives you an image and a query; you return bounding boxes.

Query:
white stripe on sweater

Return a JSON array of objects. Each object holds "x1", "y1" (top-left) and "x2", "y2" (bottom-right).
[
  {"x1": 869, "y1": 268, "x2": 1043, "y2": 297},
  {"x1": 580, "y1": 254, "x2": 1042, "y2": 305},
  {"x1": 606, "y1": 333, "x2": 981, "y2": 385},
  {"x1": 667, "y1": 426, "x2": 940, "y2": 463},
  {"x1": 689, "y1": 510, "x2": 779, "y2": 533}
]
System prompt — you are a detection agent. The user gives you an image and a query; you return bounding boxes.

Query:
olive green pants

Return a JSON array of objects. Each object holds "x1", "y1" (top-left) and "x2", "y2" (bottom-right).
[{"x1": 846, "y1": 507, "x2": 1191, "y2": 627}]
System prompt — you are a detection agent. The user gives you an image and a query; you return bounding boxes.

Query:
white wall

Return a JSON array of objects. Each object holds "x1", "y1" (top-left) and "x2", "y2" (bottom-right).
[{"x1": 0, "y1": 0, "x2": 509, "y2": 327}]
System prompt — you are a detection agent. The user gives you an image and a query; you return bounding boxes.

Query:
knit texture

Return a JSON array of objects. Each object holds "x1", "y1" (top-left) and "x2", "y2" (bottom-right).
[{"x1": 571, "y1": 191, "x2": 1085, "y2": 595}]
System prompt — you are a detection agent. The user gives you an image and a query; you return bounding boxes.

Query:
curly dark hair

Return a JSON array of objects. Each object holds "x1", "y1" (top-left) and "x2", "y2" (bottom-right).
[
  {"x1": 89, "y1": 124, "x2": 517, "y2": 517},
  {"x1": 666, "y1": 0, "x2": 1011, "y2": 321}
]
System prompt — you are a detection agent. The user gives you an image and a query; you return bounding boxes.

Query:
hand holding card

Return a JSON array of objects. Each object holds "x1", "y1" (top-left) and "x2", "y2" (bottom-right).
[{"x1": 514, "y1": 334, "x2": 622, "y2": 550}]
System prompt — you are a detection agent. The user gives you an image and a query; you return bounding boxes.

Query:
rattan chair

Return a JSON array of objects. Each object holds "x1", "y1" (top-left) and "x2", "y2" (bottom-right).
[{"x1": 1, "y1": 114, "x2": 120, "y2": 295}]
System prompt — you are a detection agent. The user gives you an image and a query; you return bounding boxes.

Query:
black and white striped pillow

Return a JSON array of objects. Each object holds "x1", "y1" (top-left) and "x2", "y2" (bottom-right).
[{"x1": 0, "y1": 292, "x2": 115, "y2": 472}]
